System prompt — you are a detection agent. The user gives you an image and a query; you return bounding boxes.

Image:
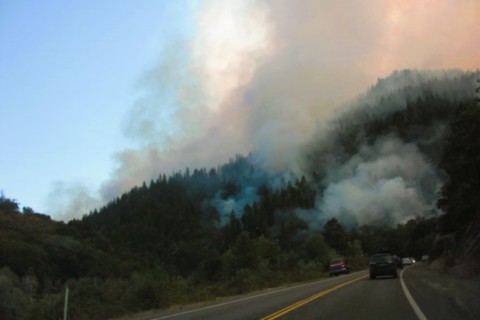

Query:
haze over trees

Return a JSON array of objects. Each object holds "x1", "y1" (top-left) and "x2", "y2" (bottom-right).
[{"x1": 1, "y1": 69, "x2": 479, "y2": 319}]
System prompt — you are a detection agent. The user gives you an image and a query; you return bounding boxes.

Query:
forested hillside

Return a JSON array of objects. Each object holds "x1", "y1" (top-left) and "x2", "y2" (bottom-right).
[{"x1": 1, "y1": 69, "x2": 479, "y2": 319}]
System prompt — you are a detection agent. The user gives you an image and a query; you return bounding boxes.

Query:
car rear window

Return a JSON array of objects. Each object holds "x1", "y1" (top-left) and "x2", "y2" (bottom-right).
[{"x1": 370, "y1": 254, "x2": 392, "y2": 263}]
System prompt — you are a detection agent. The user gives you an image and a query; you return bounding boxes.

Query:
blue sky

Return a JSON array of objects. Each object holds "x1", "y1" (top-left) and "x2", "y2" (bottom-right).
[{"x1": 0, "y1": 0, "x2": 196, "y2": 213}]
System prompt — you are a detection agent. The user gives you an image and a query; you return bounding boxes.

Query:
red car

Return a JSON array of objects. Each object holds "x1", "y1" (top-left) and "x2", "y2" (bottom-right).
[{"x1": 329, "y1": 258, "x2": 350, "y2": 276}]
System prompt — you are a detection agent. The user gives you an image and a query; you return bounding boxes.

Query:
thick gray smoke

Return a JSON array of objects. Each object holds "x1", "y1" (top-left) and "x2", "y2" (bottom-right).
[{"x1": 315, "y1": 137, "x2": 440, "y2": 227}]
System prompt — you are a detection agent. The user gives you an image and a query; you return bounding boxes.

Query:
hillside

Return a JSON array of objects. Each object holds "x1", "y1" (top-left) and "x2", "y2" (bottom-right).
[
  {"x1": 301, "y1": 70, "x2": 478, "y2": 227},
  {"x1": 1, "y1": 69, "x2": 479, "y2": 319}
]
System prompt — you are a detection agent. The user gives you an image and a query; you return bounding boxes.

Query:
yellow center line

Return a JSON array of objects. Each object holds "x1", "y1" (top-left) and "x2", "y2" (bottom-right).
[{"x1": 261, "y1": 274, "x2": 368, "y2": 320}]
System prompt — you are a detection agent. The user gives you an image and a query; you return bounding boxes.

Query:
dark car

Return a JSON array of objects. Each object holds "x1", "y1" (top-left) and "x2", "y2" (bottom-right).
[
  {"x1": 329, "y1": 258, "x2": 350, "y2": 276},
  {"x1": 369, "y1": 253, "x2": 398, "y2": 279}
]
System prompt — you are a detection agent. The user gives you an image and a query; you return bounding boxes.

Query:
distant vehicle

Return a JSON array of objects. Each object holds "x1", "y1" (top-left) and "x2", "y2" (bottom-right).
[
  {"x1": 410, "y1": 257, "x2": 416, "y2": 264},
  {"x1": 328, "y1": 258, "x2": 350, "y2": 276},
  {"x1": 422, "y1": 255, "x2": 429, "y2": 263},
  {"x1": 393, "y1": 255, "x2": 403, "y2": 269},
  {"x1": 402, "y1": 257, "x2": 413, "y2": 266},
  {"x1": 369, "y1": 253, "x2": 398, "y2": 279}
]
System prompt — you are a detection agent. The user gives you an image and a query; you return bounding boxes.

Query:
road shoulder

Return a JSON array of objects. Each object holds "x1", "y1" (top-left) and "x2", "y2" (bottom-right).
[{"x1": 402, "y1": 263, "x2": 480, "y2": 320}]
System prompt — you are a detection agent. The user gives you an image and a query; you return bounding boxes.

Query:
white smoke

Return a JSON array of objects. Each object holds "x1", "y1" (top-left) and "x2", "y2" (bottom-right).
[
  {"x1": 48, "y1": 0, "x2": 480, "y2": 221},
  {"x1": 314, "y1": 137, "x2": 441, "y2": 227}
]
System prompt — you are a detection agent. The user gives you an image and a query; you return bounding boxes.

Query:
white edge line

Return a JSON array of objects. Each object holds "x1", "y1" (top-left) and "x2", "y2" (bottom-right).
[{"x1": 400, "y1": 268, "x2": 428, "y2": 320}]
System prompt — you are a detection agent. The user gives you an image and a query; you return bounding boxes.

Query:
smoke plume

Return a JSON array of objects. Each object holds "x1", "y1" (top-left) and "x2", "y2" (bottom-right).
[
  {"x1": 316, "y1": 137, "x2": 441, "y2": 227},
  {"x1": 48, "y1": 0, "x2": 480, "y2": 221}
]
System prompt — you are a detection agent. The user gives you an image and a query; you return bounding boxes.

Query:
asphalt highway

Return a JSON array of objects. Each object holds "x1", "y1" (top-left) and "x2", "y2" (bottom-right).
[{"x1": 133, "y1": 264, "x2": 478, "y2": 320}]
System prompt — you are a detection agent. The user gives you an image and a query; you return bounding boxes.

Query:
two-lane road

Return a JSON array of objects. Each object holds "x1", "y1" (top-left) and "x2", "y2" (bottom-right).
[
  {"x1": 132, "y1": 265, "x2": 478, "y2": 320},
  {"x1": 265, "y1": 272, "x2": 416, "y2": 320}
]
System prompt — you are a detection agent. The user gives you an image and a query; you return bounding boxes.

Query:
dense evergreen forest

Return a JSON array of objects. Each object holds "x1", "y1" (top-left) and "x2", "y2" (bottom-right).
[{"x1": 1, "y1": 70, "x2": 479, "y2": 319}]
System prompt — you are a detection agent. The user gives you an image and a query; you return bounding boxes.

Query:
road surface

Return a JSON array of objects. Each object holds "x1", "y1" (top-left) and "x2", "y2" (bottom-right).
[{"x1": 129, "y1": 264, "x2": 479, "y2": 320}]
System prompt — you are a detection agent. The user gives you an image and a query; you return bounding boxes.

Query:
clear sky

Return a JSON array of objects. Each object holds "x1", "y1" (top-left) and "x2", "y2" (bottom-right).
[
  {"x1": 1, "y1": 0, "x2": 479, "y2": 220},
  {"x1": 0, "y1": 0, "x2": 195, "y2": 214}
]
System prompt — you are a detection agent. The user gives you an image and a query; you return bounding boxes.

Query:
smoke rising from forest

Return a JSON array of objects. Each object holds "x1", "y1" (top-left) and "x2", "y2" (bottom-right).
[
  {"x1": 311, "y1": 137, "x2": 441, "y2": 227},
  {"x1": 49, "y1": 0, "x2": 480, "y2": 222}
]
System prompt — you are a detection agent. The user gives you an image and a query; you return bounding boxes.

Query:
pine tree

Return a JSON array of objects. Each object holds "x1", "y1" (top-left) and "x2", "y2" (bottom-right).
[{"x1": 437, "y1": 102, "x2": 480, "y2": 235}]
